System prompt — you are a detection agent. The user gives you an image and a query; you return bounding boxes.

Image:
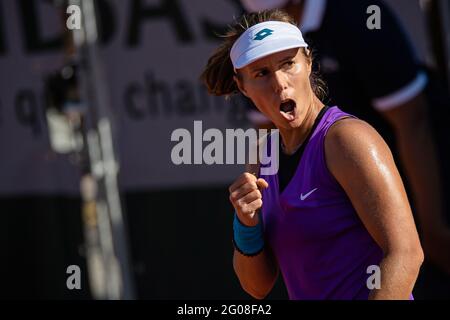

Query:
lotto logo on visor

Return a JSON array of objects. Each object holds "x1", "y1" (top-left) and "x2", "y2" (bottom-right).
[
  {"x1": 230, "y1": 21, "x2": 308, "y2": 69},
  {"x1": 253, "y1": 28, "x2": 274, "y2": 40}
]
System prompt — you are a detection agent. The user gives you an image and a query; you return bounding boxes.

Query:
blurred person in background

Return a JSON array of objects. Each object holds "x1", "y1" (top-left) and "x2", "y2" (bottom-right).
[{"x1": 238, "y1": 0, "x2": 450, "y2": 298}]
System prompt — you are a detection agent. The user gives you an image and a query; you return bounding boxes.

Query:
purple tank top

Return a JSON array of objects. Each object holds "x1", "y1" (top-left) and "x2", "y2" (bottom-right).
[{"x1": 260, "y1": 106, "x2": 384, "y2": 300}]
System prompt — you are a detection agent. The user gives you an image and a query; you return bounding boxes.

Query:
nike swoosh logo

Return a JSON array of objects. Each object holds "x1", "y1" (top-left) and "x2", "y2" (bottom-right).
[{"x1": 300, "y1": 188, "x2": 318, "y2": 200}]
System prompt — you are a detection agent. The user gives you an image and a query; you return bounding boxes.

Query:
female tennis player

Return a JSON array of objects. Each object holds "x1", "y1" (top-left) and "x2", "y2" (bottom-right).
[{"x1": 201, "y1": 10, "x2": 423, "y2": 300}]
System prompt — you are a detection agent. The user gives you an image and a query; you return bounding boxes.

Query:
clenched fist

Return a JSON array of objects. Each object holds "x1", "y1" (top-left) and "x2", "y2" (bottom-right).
[{"x1": 229, "y1": 172, "x2": 269, "y2": 227}]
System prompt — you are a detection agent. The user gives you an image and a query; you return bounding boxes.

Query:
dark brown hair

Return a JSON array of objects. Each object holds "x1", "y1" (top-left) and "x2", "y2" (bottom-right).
[{"x1": 200, "y1": 10, "x2": 327, "y2": 101}]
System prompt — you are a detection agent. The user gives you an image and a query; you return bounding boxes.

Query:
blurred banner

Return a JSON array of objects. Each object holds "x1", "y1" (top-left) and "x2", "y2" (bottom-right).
[{"x1": 0, "y1": 0, "x2": 248, "y2": 195}]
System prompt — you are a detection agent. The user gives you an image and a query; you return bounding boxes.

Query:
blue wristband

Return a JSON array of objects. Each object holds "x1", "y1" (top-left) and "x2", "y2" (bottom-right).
[{"x1": 233, "y1": 213, "x2": 264, "y2": 256}]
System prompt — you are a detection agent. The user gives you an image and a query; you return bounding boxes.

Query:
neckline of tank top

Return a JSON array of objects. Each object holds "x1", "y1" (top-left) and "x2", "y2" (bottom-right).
[{"x1": 280, "y1": 105, "x2": 331, "y2": 157}]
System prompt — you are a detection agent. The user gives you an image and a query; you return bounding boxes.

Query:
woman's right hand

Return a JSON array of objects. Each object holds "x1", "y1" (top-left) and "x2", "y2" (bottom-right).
[{"x1": 228, "y1": 172, "x2": 269, "y2": 227}]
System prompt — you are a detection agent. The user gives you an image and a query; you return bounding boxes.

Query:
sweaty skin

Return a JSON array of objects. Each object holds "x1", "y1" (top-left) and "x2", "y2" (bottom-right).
[
  {"x1": 229, "y1": 46, "x2": 423, "y2": 299},
  {"x1": 325, "y1": 118, "x2": 423, "y2": 299},
  {"x1": 275, "y1": 0, "x2": 449, "y2": 276}
]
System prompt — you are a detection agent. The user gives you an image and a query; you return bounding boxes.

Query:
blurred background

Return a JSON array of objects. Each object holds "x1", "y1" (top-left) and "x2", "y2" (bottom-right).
[{"x1": 0, "y1": 0, "x2": 449, "y2": 299}]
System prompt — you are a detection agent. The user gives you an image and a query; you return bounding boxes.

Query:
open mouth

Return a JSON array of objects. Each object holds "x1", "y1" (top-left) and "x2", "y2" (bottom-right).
[{"x1": 280, "y1": 99, "x2": 296, "y2": 113}]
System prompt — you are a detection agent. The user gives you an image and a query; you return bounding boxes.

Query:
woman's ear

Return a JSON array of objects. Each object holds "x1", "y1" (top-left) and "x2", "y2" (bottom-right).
[{"x1": 233, "y1": 74, "x2": 248, "y2": 97}]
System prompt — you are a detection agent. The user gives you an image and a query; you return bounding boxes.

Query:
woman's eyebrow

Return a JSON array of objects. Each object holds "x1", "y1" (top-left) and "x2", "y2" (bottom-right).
[
  {"x1": 248, "y1": 55, "x2": 296, "y2": 73},
  {"x1": 248, "y1": 65, "x2": 267, "y2": 73},
  {"x1": 278, "y1": 55, "x2": 296, "y2": 63}
]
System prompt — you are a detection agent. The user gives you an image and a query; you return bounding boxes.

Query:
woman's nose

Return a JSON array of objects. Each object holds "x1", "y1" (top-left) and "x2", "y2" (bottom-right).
[{"x1": 271, "y1": 70, "x2": 288, "y2": 93}]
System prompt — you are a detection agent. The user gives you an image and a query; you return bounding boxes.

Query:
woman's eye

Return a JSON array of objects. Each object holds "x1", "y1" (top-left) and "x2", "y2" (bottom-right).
[
  {"x1": 255, "y1": 70, "x2": 268, "y2": 78},
  {"x1": 284, "y1": 61, "x2": 295, "y2": 68}
]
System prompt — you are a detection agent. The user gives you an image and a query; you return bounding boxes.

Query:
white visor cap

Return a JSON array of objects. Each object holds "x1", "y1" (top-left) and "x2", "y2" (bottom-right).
[
  {"x1": 230, "y1": 21, "x2": 308, "y2": 70},
  {"x1": 240, "y1": 0, "x2": 290, "y2": 12}
]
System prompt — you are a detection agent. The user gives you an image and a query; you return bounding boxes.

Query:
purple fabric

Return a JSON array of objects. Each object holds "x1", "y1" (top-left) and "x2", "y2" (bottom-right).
[{"x1": 260, "y1": 106, "x2": 401, "y2": 300}]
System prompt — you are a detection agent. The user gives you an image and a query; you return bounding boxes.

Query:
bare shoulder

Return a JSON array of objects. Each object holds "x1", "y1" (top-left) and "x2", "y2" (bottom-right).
[
  {"x1": 326, "y1": 117, "x2": 381, "y2": 144},
  {"x1": 324, "y1": 117, "x2": 394, "y2": 168}
]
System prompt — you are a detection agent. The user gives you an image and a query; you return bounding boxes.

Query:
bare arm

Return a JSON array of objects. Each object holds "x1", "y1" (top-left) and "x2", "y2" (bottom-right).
[
  {"x1": 229, "y1": 164, "x2": 279, "y2": 299},
  {"x1": 382, "y1": 94, "x2": 450, "y2": 275},
  {"x1": 325, "y1": 119, "x2": 424, "y2": 299},
  {"x1": 233, "y1": 245, "x2": 279, "y2": 299}
]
